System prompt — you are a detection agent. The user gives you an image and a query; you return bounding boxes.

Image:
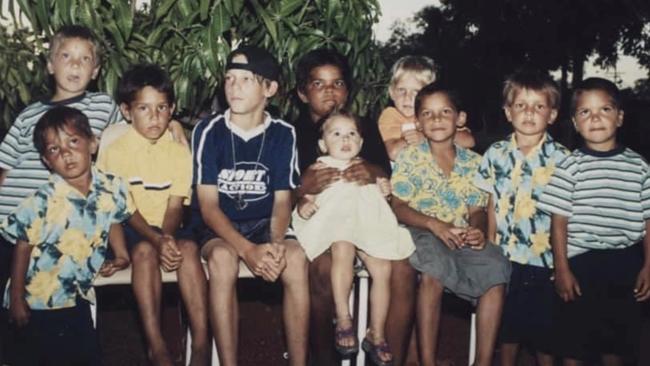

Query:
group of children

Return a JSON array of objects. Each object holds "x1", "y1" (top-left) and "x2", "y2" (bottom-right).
[{"x1": 0, "y1": 24, "x2": 648, "y2": 366}]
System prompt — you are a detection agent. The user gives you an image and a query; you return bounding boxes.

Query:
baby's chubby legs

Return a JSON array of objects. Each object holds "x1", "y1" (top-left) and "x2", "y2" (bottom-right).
[{"x1": 132, "y1": 239, "x2": 209, "y2": 366}]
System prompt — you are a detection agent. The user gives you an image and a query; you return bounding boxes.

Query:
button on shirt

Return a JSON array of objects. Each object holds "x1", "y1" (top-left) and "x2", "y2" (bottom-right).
[
  {"x1": 474, "y1": 134, "x2": 569, "y2": 267},
  {"x1": 97, "y1": 127, "x2": 192, "y2": 227},
  {"x1": 391, "y1": 141, "x2": 488, "y2": 227},
  {"x1": 0, "y1": 168, "x2": 135, "y2": 309}
]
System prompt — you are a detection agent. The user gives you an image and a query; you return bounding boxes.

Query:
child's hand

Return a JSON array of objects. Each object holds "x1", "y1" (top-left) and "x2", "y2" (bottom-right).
[
  {"x1": 168, "y1": 119, "x2": 189, "y2": 147},
  {"x1": 157, "y1": 235, "x2": 183, "y2": 272},
  {"x1": 297, "y1": 196, "x2": 319, "y2": 219},
  {"x1": 427, "y1": 220, "x2": 466, "y2": 249},
  {"x1": 554, "y1": 267, "x2": 582, "y2": 302},
  {"x1": 243, "y1": 244, "x2": 284, "y2": 282},
  {"x1": 342, "y1": 159, "x2": 376, "y2": 186},
  {"x1": 301, "y1": 164, "x2": 341, "y2": 195},
  {"x1": 634, "y1": 266, "x2": 650, "y2": 302},
  {"x1": 463, "y1": 226, "x2": 485, "y2": 249},
  {"x1": 376, "y1": 177, "x2": 391, "y2": 197},
  {"x1": 9, "y1": 296, "x2": 30, "y2": 328},
  {"x1": 99, "y1": 257, "x2": 130, "y2": 277},
  {"x1": 401, "y1": 129, "x2": 425, "y2": 145}
]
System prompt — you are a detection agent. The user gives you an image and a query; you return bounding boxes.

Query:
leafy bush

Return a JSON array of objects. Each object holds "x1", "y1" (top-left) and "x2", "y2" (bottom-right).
[{"x1": 0, "y1": 0, "x2": 388, "y2": 131}]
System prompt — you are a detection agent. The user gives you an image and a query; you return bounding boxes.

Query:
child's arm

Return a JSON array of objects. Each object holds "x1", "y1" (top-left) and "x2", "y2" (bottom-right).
[
  {"x1": 464, "y1": 205, "x2": 487, "y2": 249},
  {"x1": 157, "y1": 196, "x2": 186, "y2": 272},
  {"x1": 293, "y1": 163, "x2": 340, "y2": 205},
  {"x1": 0, "y1": 168, "x2": 7, "y2": 186},
  {"x1": 454, "y1": 128, "x2": 476, "y2": 149},
  {"x1": 486, "y1": 195, "x2": 497, "y2": 243},
  {"x1": 551, "y1": 213, "x2": 581, "y2": 302},
  {"x1": 9, "y1": 240, "x2": 32, "y2": 327},
  {"x1": 197, "y1": 185, "x2": 281, "y2": 282},
  {"x1": 168, "y1": 120, "x2": 189, "y2": 147},
  {"x1": 376, "y1": 177, "x2": 391, "y2": 198},
  {"x1": 268, "y1": 190, "x2": 293, "y2": 273},
  {"x1": 391, "y1": 196, "x2": 465, "y2": 249},
  {"x1": 634, "y1": 219, "x2": 650, "y2": 301},
  {"x1": 99, "y1": 224, "x2": 130, "y2": 277},
  {"x1": 297, "y1": 195, "x2": 318, "y2": 219},
  {"x1": 126, "y1": 210, "x2": 177, "y2": 269}
]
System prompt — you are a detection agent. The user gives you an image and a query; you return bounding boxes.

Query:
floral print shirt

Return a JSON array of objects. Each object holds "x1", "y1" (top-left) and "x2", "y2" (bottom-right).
[
  {"x1": 391, "y1": 141, "x2": 488, "y2": 227},
  {"x1": 474, "y1": 134, "x2": 569, "y2": 267},
  {"x1": 1, "y1": 167, "x2": 134, "y2": 309}
]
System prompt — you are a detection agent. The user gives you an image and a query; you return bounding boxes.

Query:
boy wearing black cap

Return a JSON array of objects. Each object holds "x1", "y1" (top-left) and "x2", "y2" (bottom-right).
[{"x1": 192, "y1": 46, "x2": 308, "y2": 366}]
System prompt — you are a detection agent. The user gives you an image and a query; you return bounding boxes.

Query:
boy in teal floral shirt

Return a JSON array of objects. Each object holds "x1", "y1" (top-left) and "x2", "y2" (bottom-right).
[
  {"x1": 2, "y1": 106, "x2": 165, "y2": 366},
  {"x1": 474, "y1": 70, "x2": 569, "y2": 366}
]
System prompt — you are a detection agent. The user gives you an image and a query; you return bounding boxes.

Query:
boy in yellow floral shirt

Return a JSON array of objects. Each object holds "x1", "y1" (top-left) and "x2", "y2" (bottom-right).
[
  {"x1": 392, "y1": 83, "x2": 510, "y2": 366},
  {"x1": 1, "y1": 106, "x2": 166, "y2": 366},
  {"x1": 473, "y1": 69, "x2": 569, "y2": 366}
]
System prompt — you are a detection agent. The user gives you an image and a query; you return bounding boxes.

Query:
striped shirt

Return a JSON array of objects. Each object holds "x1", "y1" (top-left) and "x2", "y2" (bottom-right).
[
  {"x1": 0, "y1": 92, "x2": 120, "y2": 221},
  {"x1": 192, "y1": 110, "x2": 300, "y2": 222},
  {"x1": 537, "y1": 146, "x2": 650, "y2": 257}
]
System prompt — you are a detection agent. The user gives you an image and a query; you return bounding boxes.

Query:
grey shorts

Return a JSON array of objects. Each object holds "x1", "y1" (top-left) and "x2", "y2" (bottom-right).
[{"x1": 408, "y1": 226, "x2": 511, "y2": 304}]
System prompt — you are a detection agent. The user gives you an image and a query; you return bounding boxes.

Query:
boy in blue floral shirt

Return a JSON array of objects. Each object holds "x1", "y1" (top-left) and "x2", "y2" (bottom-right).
[
  {"x1": 2, "y1": 106, "x2": 166, "y2": 366},
  {"x1": 474, "y1": 70, "x2": 569, "y2": 366}
]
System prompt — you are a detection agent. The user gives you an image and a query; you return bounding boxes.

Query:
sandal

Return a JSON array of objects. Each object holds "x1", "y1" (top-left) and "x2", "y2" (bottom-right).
[
  {"x1": 334, "y1": 318, "x2": 359, "y2": 356},
  {"x1": 361, "y1": 337, "x2": 393, "y2": 366}
]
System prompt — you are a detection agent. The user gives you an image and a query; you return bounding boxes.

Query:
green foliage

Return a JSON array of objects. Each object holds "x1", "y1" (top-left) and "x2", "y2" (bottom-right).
[{"x1": 0, "y1": 0, "x2": 387, "y2": 131}]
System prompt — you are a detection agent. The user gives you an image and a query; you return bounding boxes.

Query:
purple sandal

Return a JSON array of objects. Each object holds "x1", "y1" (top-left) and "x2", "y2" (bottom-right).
[
  {"x1": 362, "y1": 337, "x2": 393, "y2": 366},
  {"x1": 334, "y1": 320, "x2": 359, "y2": 356}
]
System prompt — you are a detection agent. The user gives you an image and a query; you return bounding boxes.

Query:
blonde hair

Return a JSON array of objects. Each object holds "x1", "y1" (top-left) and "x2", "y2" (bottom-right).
[
  {"x1": 502, "y1": 69, "x2": 560, "y2": 109},
  {"x1": 389, "y1": 56, "x2": 436, "y2": 89},
  {"x1": 49, "y1": 25, "x2": 101, "y2": 65}
]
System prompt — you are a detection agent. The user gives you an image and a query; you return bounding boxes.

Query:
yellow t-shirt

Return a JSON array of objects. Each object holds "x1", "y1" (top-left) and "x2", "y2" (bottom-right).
[
  {"x1": 377, "y1": 106, "x2": 414, "y2": 142},
  {"x1": 96, "y1": 126, "x2": 191, "y2": 227}
]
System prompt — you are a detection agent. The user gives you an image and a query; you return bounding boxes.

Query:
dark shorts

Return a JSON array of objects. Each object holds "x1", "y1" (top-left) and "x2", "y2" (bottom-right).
[
  {"x1": 499, "y1": 262, "x2": 555, "y2": 353},
  {"x1": 554, "y1": 244, "x2": 643, "y2": 361},
  {"x1": 8, "y1": 298, "x2": 101, "y2": 366},
  {"x1": 408, "y1": 226, "x2": 511, "y2": 305},
  {"x1": 197, "y1": 217, "x2": 296, "y2": 246},
  {"x1": 122, "y1": 223, "x2": 194, "y2": 252}
]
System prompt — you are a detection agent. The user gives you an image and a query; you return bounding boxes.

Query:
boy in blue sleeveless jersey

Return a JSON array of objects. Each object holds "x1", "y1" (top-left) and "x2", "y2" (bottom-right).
[{"x1": 192, "y1": 46, "x2": 308, "y2": 366}]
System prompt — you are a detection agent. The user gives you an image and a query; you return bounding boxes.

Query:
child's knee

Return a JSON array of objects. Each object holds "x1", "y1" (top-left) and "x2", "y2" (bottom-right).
[
  {"x1": 285, "y1": 245, "x2": 308, "y2": 271},
  {"x1": 131, "y1": 241, "x2": 159, "y2": 264},
  {"x1": 205, "y1": 245, "x2": 238, "y2": 278},
  {"x1": 419, "y1": 274, "x2": 444, "y2": 293},
  {"x1": 177, "y1": 239, "x2": 199, "y2": 258}
]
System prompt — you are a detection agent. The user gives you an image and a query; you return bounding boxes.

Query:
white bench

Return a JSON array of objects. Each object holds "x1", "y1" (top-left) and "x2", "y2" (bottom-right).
[{"x1": 92, "y1": 263, "x2": 371, "y2": 365}]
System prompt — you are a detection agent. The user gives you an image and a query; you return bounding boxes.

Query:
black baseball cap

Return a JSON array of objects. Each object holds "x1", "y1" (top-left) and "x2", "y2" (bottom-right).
[{"x1": 226, "y1": 45, "x2": 280, "y2": 82}]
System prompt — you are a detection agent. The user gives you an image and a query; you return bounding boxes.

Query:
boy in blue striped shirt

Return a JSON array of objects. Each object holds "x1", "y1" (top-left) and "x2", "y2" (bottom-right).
[{"x1": 537, "y1": 77, "x2": 650, "y2": 366}]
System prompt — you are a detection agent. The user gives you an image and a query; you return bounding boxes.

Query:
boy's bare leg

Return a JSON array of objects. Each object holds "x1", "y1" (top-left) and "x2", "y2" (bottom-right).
[
  {"x1": 499, "y1": 343, "x2": 518, "y2": 366},
  {"x1": 358, "y1": 252, "x2": 393, "y2": 363},
  {"x1": 203, "y1": 238, "x2": 240, "y2": 366},
  {"x1": 386, "y1": 259, "x2": 417, "y2": 365},
  {"x1": 417, "y1": 274, "x2": 444, "y2": 366},
  {"x1": 308, "y1": 253, "x2": 337, "y2": 365},
  {"x1": 176, "y1": 239, "x2": 209, "y2": 366},
  {"x1": 131, "y1": 241, "x2": 173, "y2": 366},
  {"x1": 331, "y1": 241, "x2": 356, "y2": 348},
  {"x1": 475, "y1": 285, "x2": 505, "y2": 366},
  {"x1": 279, "y1": 239, "x2": 309, "y2": 366}
]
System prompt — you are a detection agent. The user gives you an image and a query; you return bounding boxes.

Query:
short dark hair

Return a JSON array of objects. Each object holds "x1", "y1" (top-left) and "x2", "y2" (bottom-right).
[
  {"x1": 49, "y1": 25, "x2": 101, "y2": 64},
  {"x1": 414, "y1": 82, "x2": 463, "y2": 116},
  {"x1": 295, "y1": 48, "x2": 352, "y2": 93},
  {"x1": 117, "y1": 64, "x2": 175, "y2": 105},
  {"x1": 503, "y1": 68, "x2": 560, "y2": 109},
  {"x1": 34, "y1": 106, "x2": 94, "y2": 156},
  {"x1": 570, "y1": 77, "x2": 621, "y2": 114}
]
